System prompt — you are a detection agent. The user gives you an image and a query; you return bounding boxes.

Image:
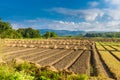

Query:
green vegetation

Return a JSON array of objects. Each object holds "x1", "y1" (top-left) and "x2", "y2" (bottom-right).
[
  {"x1": 84, "y1": 32, "x2": 120, "y2": 38},
  {"x1": 0, "y1": 20, "x2": 21, "y2": 39},
  {"x1": 17, "y1": 28, "x2": 41, "y2": 38},
  {"x1": 0, "y1": 19, "x2": 58, "y2": 39},
  {"x1": 0, "y1": 61, "x2": 88, "y2": 80},
  {"x1": 43, "y1": 31, "x2": 58, "y2": 39}
]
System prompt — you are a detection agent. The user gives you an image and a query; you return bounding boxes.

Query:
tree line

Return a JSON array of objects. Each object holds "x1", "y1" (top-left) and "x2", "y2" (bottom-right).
[
  {"x1": 0, "y1": 20, "x2": 58, "y2": 39},
  {"x1": 84, "y1": 32, "x2": 120, "y2": 38}
]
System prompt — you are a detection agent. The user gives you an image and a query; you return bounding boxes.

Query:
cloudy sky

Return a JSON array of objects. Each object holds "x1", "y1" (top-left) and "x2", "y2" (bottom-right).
[{"x1": 0, "y1": 0, "x2": 120, "y2": 31}]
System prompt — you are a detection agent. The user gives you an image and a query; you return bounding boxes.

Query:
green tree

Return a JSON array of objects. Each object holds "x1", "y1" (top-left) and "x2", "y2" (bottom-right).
[
  {"x1": 0, "y1": 19, "x2": 22, "y2": 38},
  {"x1": 17, "y1": 28, "x2": 41, "y2": 38},
  {"x1": 50, "y1": 32, "x2": 58, "y2": 37},
  {"x1": 43, "y1": 31, "x2": 58, "y2": 39}
]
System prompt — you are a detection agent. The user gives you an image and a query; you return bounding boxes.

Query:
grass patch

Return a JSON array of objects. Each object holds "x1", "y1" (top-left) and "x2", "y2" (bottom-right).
[{"x1": 0, "y1": 61, "x2": 88, "y2": 80}]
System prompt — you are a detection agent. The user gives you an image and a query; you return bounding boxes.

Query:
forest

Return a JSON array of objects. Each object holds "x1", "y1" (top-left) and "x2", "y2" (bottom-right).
[{"x1": 0, "y1": 20, "x2": 57, "y2": 39}]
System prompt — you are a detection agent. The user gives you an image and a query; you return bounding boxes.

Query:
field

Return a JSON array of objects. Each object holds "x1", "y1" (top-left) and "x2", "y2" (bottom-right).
[{"x1": 1, "y1": 38, "x2": 120, "y2": 79}]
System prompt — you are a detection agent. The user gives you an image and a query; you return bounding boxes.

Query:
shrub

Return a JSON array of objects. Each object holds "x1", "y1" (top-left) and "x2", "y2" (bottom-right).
[
  {"x1": 67, "y1": 74, "x2": 88, "y2": 80},
  {"x1": 0, "y1": 65, "x2": 34, "y2": 80},
  {"x1": 0, "y1": 61, "x2": 88, "y2": 80}
]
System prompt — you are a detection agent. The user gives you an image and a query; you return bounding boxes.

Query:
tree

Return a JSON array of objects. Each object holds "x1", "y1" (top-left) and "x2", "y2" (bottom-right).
[
  {"x1": 17, "y1": 28, "x2": 41, "y2": 38},
  {"x1": 0, "y1": 19, "x2": 22, "y2": 38},
  {"x1": 50, "y1": 32, "x2": 57, "y2": 37},
  {"x1": 43, "y1": 31, "x2": 58, "y2": 39}
]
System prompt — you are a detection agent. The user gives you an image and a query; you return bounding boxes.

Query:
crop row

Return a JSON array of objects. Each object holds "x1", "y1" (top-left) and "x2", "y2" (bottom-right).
[
  {"x1": 69, "y1": 50, "x2": 91, "y2": 75},
  {"x1": 4, "y1": 39, "x2": 92, "y2": 45},
  {"x1": 111, "y1": 51, "x2": 120, "y2": 60},
  {"x1": 53, "y1": 50, "x2": 83, "y2": 70},
  {"x1": 92, "y1": 44, "x2": 109, "y2": 77},
  {"x1": 1, "y1": 46, "x2": 92, "y2": 75},
  {"x1": 99, "y1": 51, "x2": 120, "y2": 79}
]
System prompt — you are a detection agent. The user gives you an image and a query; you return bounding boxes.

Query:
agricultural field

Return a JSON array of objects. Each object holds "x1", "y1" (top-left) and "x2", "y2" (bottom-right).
[{"x1": 0, "y1": 39, "x2": 120, "y2": 79}]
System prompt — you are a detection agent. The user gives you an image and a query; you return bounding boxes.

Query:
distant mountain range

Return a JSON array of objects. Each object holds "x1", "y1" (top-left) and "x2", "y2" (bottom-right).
[
  {"x1": 39, "y1": 29, "x2": 85, "y2": 36},
  {"x1": 39, "y1": 29, "x2": 120, "y2": 36}
]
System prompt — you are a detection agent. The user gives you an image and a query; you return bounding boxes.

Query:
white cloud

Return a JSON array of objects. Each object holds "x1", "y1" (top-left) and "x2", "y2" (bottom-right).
[
  {"x1": 88, "y1": 1, "x2": 99, "y2": 7},
  {"x1": 48, "y1": 20, "x2": 120, "y2": 31},
  {"x1": 51, "y1": 7, "x2": 120, "y2": 21},
  {"x1": 51, "y1": 8, "x2": 104, "y2": 21},
  {"x1": 105, "y1": 0, "x2": 120, "y2": 5},
  {"x1": 104, "y1": 0, "x2": 120, "y2": 8},
  {"x1": 10, "y1": 18, "x2": 120, "y2": 31},
  {"x1": 10, "y1": 1, "x2": 120, "y2": 32},
  {"x1": 107, "y1": 9, "x2": 120, "y2": 20}
]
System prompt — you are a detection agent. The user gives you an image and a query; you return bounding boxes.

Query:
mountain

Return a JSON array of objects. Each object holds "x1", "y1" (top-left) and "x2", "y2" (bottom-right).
[{"x1": 39, "y1": 29, "x2": 85, "y2": 36}]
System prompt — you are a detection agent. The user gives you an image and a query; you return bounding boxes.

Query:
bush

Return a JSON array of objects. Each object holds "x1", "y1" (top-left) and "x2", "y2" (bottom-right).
[
  {"x1": 39, "y1": 70, "x2": 60, "y2": 80},
  {"x1": 67, "y1": 74, "x2": 88, "y2": 80},
  {"x1": 0, "y1": 66, "x2": 34, "y2": 80},
  {"x1": 0, "y1": 61, "x2": 88, "y2": 80}
]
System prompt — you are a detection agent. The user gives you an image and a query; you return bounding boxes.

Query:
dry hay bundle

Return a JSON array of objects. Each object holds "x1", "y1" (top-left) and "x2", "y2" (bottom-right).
[
  {"x1": 22, "y1": 44, "x2": 28, "y2": 48},
  {"x1": 44, "y1": 45, "x2": 50, "y2": 48},
  {"x1": 46, "y1": 42, "x2": 49, "y2": 45},
  {"x1": 29, "y1": 62, "x2": 41, "y2": 68},
  {"x1": 61, "y1": 69, "x2": 74, "y2": 75},
  {"x1": 21, "y1": 41, "x2": 25, "y2": 44},
  {"x1": 13, "y1": 58, "x2": 24, "y2": 65},
  {"x1": 11, "y1": 44, "x2": 17, "y2": 47},
  {"x1": 41, "y1": 65, "x2": 58, "y2": 72},
  {"x1": 73, "y1": 46, "x2": 78, "y2": 51},
  {"x1": 64, "y1": 45, "x2": 69, "y2": 49},
  {"x1": 28, "y1": 45, "x2": 35, "y2": 48},
  {"x1": 40, "y1": 45, "x2": 49, "y2": 48},
  {"x1": 0, "y1": 58, "x2": 6, "y2": 63},
  {"x1": 51, "y1": 45, "x2": 57, "y2": 49},
  {"x1": 83, "y1": 47, "x2": 87, "y2": 50},
  {"x1": 6, "y1": 44, "x2": 11, "y2": 47}
]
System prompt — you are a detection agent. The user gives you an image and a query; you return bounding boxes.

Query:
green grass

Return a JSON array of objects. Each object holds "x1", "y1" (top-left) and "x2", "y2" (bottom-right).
[{"x1": 0, "y1": 61, "x2": 88, "y2": 80}]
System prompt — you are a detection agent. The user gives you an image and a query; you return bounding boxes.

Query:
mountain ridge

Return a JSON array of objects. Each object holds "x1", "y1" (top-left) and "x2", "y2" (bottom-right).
[{"x1": 39, "y1": 29, "x2": 85, "y2": 36}]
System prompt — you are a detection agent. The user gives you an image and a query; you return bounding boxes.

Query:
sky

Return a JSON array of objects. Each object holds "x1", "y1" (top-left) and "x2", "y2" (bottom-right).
[{"x1": 0, "y1": 0, "x2": 120, "y2": 31}]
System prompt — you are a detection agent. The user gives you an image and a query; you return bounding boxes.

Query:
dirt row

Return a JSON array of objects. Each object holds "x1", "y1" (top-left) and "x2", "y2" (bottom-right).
[
  {"x1": 2, "y1": 46, "x2": 92, "y2": 75},
  {"x1": 68, "y1": 50, "x2": 91, "y2": 75},
  {"x1": 2, "y1": 42, "x2": 117, "y2": 78},
  {"x1": 4, "y1": 48, "x2": 44, "y2": 61},
  {"x1": 53, "y1": 50, "x2": 83, "y2": 70},
  {"x1": 93, "y1": 44, "x2": 111, "y2": 78},
  {"x1": 39, "y1": 50, "x2": 74, "y2": 66}
]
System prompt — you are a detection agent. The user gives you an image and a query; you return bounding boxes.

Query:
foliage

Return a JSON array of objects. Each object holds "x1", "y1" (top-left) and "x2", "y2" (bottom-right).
[
  {"x1": 67, "y1": 74, "x2": 88, "y2": 80},
  {"x1": 0, "y1": 19, "x2": 59, "y2": 39},
  {"x1": 0, "y1": 20, "x2": 22, "y2": 39},
  {"x1": 0, "y1": 65, "x2": 34, "y2": 80},
  {"x1": 43, "y1": 31, "x2": 58, "y2": 39},
  {"x1": 0, "y1": 61, "x2": 88, "y2": 80},
  {"x1": 39, "y1": 70, "x2": 60, "y2": 80},
  {"x1": 17, "y1": 28, "x2": 41, "y2": 38},
  {"x1": 84, "y1": 32, "x2": 120, "y2": 38}
]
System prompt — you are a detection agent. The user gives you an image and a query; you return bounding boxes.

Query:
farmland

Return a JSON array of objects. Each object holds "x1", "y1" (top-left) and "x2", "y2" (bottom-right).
[{"x1": 1, "y1": 38, "x2": 120, "y2": 79}]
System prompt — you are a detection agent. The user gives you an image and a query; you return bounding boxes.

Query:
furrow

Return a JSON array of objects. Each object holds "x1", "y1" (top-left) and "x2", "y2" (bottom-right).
[
  {"x1": 20, "y1": 49, "x2": 50, "y2": 60},
  {"x1": 40, "y1": 50, "x2": 73, "y2": 66},
  {"x1": 69, "y1": 51, "x2": 91, "y2": 75},
  {"x1": 53, "y1": 50, "x2": 83, "y2": 70},
  {"x1": 30, "y1": 49, "x2": 61, "y2": 62},
  {"x1": 4, "y1": 48, "x2": 45, "y2": 61},
  {"x1": 93, "y1": 44, "x2": 109, "y2": 77}
]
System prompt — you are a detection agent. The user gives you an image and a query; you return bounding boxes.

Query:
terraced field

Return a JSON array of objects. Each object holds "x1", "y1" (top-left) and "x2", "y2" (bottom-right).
[{"x1": 1, "y1": 39, "x2": 120, "y2": 79}]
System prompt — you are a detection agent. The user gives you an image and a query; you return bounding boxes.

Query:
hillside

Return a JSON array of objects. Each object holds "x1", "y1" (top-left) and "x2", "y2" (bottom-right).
[{"x1": 39, "y1": 29, "x2": 85, "y2": 36}]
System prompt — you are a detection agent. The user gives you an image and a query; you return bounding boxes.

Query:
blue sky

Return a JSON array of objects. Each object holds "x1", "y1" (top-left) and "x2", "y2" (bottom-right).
[{"x1": 0, "y1": 0, "x2": 120, "y2": 31}]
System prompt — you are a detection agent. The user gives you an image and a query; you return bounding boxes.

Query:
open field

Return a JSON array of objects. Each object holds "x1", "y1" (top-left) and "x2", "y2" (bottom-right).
[{"x1": 1, "y1": 39, "x2": 120, "y2": 79}]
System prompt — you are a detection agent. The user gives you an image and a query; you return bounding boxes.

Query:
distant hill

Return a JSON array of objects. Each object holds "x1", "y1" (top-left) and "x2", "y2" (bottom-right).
[
  {"x1": 39, "y1": 29, "x2": 85, "y2": 36},
  {"x1": 84, "y1": 32, "x2": 120, "y2": 38}
]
